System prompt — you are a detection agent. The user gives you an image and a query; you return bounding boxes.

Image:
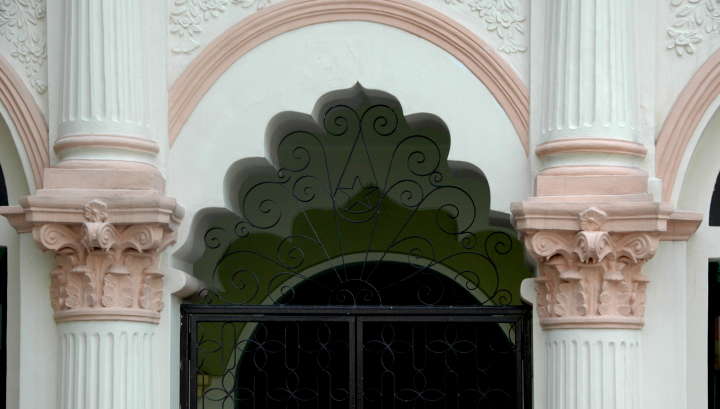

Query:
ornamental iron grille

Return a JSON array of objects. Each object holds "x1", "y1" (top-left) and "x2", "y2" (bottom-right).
[{"x1": 182, "y1": 84, "x2": 532, "y2": 409}]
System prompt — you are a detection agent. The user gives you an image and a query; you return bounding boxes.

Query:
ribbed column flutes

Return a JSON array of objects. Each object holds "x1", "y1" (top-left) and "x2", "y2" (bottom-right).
[
  {"x1": 546, "y1": 329, "x2": 641, "y2": 409},
  {"x1": 58, "y1": 322, "x2": 155, "y2": 409},
  {"x1": 55, "y1": 0, "x2": 158, "y2": 164},
  {"x1": 534, "y1": 0, "x2": 647, "y2": 196},
  {"x1": 541, "y1": 0, "x2": 637, "y2": 143}
]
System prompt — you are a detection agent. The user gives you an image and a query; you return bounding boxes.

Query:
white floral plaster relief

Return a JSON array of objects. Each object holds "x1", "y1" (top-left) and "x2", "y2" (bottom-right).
[
  {"x1": 666, "y1": 0, "x2": 720, "y2": 56},
  {"x1": 170, "y1": 0, "x2": 273, "y2": 55},
  {"x1": 442, "y1": 0, "x2": 526, "y2": 54},
  {"x1": 0, "y1": 0, "x2": 47, "y2": 94}
]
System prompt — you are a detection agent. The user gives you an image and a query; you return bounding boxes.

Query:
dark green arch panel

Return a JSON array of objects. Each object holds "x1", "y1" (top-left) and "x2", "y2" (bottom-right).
[{"x1": 188, "y1": 84, "x2": 532, "y2": 307}]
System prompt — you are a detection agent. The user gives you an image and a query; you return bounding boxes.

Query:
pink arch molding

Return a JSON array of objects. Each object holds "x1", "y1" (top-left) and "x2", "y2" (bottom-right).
[
  {"x1": 168, "y1": 0, "x2": 530, "y2": 154},
  {"x1": 0, "y1": 55, "x2": 48, "y2": 188},
  {"x1": 657, "y1": 48, "x2": 720, "y2": 202}
]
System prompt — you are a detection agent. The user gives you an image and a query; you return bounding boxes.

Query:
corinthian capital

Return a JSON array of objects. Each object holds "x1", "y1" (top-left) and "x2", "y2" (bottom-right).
[
  {"x1": 1, "y1": 177, "x2": 183, "y2": 323},
  {"x1": 526, "y1": 228, "x2": 658, "y2": 329},
  {"x1": 512, "y1": 202, "x2": 696, "y2": 329},
  {"x1": 28, "y1": 199, "x2": 177, "y2": 323}
]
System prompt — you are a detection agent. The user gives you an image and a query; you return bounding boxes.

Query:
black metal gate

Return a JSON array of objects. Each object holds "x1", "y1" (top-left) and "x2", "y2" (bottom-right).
[{"x1": 181, "y1": 305, "x2": 531, "y2": 409}]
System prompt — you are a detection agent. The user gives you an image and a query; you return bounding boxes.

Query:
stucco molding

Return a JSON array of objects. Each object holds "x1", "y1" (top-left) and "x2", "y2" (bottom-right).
[
  {"x1": 0, "y1": 53, "x2": 48, "y2": 189},
  {"x1": 536, "y1": 138, "x2": 647, "y2": 159},
  {"x1": 54, "y1": 134, "x2": 160, "y2": 156},
  {"x1": 656, "y1": 47, "x2": 720, "y2": 202},
  {"x1": 512, "y1": 202, "x2": 699, "y2": 329},
  {"x1": 168, "y1": 0, "x2": 529, "y2": 154}
]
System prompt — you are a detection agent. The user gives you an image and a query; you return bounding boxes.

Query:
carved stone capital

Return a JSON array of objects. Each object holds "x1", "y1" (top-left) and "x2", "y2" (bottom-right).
[
  {"x1": 1, "y1": 177, "x2": 183, "y2": 323},
  {"x1": 29, "y1": 199, "x2": 177, "y2": 323},
  {"x1": 512, "y1": 203, "x2": 695, "y2": 329}
]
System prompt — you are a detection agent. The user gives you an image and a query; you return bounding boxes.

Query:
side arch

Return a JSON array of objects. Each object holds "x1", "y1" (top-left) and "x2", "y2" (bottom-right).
[
  {"x1": 656, "y1": 48, "x2": 720, "y2": 202},
  {"x1": 168, "y1": 0, "x2": 529, "y2": 154},
  {"x1": 0, "y1": 56, "x2": 48, "y2": 190}
]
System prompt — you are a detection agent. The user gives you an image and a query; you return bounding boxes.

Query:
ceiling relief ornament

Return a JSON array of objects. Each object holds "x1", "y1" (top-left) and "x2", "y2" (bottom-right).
[
  {"x1": 170, "y1": 0, "x2": 272, "y2": 54},
  {"x1": 443, "y1": 0, "x2": 527, "y2": 54},
  {"x1": 0, "y1": 0, "x2": 47, "y2": 93},
  {"x1": 33, "y1": 199, "x2": 177, "y2": 323},
  {"x1": 521, "y1": 207, "x2": 660, "y2": 329},
  {"x1": 666, "y1": 0, "x2": 720, "y2": 56}
]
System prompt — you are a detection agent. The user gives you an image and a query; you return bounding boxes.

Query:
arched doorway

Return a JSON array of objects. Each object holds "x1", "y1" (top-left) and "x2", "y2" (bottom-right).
[{"x1": 181, "y1": 85, "x2": 532, "y2": 409}]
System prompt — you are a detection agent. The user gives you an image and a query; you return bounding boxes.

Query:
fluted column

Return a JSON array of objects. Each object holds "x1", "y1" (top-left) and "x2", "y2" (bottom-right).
[
  {"x1": 536, "y1": 0, "x2": 647, "y2": 197},
  {"x1": 546, "y1": 330, "x2": 641, "y2": 409},
  {"x1": 58, "y1": 322, "x2": 155, "y2": 409},
  {"x1": 55, "y1": 0, "x2": 158, "y2": 166},
  {"x1": 2, "y1": 197, "x2": 182, "y2": 409},
  {"x1": 514, "y1": 1, "x2": 703, "y2": 408},
  {"x1": 542, "y1": 0, "x2": 637, "y2": 143},
  {"x1": 0, "y1": 2, "x2": 178, "y2": 408}
]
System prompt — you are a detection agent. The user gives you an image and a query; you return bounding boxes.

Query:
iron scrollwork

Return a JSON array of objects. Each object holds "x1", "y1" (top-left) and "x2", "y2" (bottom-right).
[{"x1": 190, "y1": 83, "x2": 530, "y2": 307}]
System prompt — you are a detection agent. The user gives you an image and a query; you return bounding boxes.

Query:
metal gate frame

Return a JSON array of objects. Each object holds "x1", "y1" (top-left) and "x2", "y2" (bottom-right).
[{"x1": 181, "y1": 305, "x2": 533, "y2": 409}]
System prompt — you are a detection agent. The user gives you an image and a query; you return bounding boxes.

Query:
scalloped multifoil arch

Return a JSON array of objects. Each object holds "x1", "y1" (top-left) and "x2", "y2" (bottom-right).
[
  {"x1": 657, "y1": 48, "x2": 720, "y2": 202},
  {"x1": 0, "y1": 55, "x2": 48, "y2": 190},
  {"x1": 168, "y1": 0, "x2": 530, "y2": 154}
]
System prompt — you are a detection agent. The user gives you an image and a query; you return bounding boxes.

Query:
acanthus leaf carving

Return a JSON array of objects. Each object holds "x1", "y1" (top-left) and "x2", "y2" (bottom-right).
[
  {"x1": 574, "y1": 231, "x2": 613, "y2": 264},
  {"x1": 139, "y1": 268, "x2": 165, "y2": 313},
  {"x1": 100, "y1": 259, "x2": 134, "y2": 309},
  {"x1": 35, "y1": 199, "x2": 176, "y2": 323}
]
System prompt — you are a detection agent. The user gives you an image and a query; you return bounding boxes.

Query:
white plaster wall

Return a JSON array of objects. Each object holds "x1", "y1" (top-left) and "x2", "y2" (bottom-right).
[
  {"x1": 676, "y1": 107, "x2": 720, "y2": 409},
  {"x1": 643, "y1": 241, "x2": 688, "y2": 409},
  {"x1": 16, "y1": 234, "x2": 56, "y2": 409}
]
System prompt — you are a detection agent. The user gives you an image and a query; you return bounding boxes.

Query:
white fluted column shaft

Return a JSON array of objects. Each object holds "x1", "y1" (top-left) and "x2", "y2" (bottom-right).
[
  {"x1": 58, "y1": 321, "x2": 155, "y2": 409},
  {"x1": 56, "y1": 0, "x2": 158, "y2": 164},
  {"x1": 534, "y1": 0, "x2": 646, "y2": 196},
  {"x1": 542, "y1": 0, "x2": 637, "y2": 142},
  {"x1": 538, "y1": 0, "x2": 644, "y2": 176},
  {"x1": 546, "y1": 329, "x2": 640, "y2": 409}
]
